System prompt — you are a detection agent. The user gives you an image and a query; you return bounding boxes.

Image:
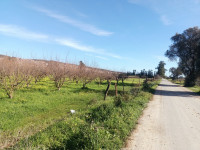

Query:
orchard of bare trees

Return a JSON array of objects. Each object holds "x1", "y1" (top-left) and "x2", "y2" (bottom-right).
[{"x1": 0, "y1": 56, "x2": 125, "y2": 99}]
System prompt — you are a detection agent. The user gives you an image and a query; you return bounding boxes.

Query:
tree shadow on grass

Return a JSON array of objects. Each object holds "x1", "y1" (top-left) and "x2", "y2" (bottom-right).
[
  {"x1": 94, "y1": 81, "x2": 136, "y2": 87},
  {"x1": 19, "y1": 87, "x2": 55, "y2": 93},
  {"x1": 72, "y1": 87, "x2": 128, "y2": 97},
  {"x1": 0, "y1": 96, "x2": 8, "y2": 101},
  {"x1": 116, "y1": 82, "x2": 135, "y2": 87},
  {"x1": 72, "y1": 87, "x2": 104, "y2": 94},
  {"x1": 60, "y1": 132, "x2": 89, "y2": 150}
]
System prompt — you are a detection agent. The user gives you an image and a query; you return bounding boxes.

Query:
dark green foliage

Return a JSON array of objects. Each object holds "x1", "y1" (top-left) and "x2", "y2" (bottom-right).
[
  {"x1": 114, "y1": 95, "x2": 123, "y2": 107},
  {"x1": 87, "y1": 98, "x2": 98, "y2": 105},
  {"x1": 133, "y1": 70, "x2": 136, "y2": 76},
  {"x1": 165, "y1": 27, "x2": 200, "y2": 86},
  {"x1": 139, "y1": 69, "x2": 147, "y2": 78},
  {"x1": 169, "y1": 67, "x2": 182, "y2": 80},
  {"x1": 185, "y1": 74, "x2": 197, "y2": 87},
  {"x1": 142, "y1": 80, "x2": 158, "y2": 94},
  {"x1": 86, "y1": 103, "x2": 114, "y2": 123},
  {"x1": 147, "y1": 70, "x2": 154, "y2": 78},
  {"x1": 114, "y1": 94, "x2": 130, "y2": 107},
  {"x1": 156, "y1": 61, "x2": 166, "y2": 77},
  {"x1": 130, "y1": 87, "x2": 141, "y2": 97},
  {"x1": 142, "y1": 80, "x2": 150, "y2": 91}
]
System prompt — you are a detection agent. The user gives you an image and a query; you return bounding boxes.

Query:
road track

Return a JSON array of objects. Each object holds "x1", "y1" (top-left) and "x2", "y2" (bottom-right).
[{"x1": 124, "y1": 79, "x2": 200, "y2": 150}]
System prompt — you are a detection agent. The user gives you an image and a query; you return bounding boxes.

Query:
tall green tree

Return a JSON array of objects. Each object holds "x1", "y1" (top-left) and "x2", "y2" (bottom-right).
[
  {"x1": 156, "y1": 61, "x2": 166, "y2": 77},
  {"x1": 147, "y1": 70, "x2": 154, "y2": 78},
  {"x1": 169, "y1": 67, "x2": 182, "y2": 80},
  {"x1": 165, "y1": 27, "x2": 200, "y2": 86}
]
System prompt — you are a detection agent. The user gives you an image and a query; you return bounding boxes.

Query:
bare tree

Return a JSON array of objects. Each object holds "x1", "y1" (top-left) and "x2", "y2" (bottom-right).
[
  {"x1": 95, "y1": 70, "x2": 106, "y2": 86},
  {"x1": 77, "y1": 61, "x2": 97, "y2": 89},
  {"x1": 22, "y1": 60, "x2": 35, "y2": 88},
  {"x1": 32, "y1": 62, "x2": 47, "y2": 84},
  {"x1": 47, "y1": 61, "x2": 65, "y2": 90},
  {"x1": 0, "y1": 57, "x2": 26, "y2": 98},
  {"x1": 47, "y1": 61, "x2": 74, "y2": 90}
]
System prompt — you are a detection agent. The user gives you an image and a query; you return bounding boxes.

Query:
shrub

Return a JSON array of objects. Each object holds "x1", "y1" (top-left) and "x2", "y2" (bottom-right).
[
  {"x1": 86, "y1": 103, "x2": 114, "y2": 123},
  {"x1": 130, "y1": 87, "x2": 140, "y2": 97},
  {"x1": 114, "y1": 94, "x2": 131, "y2": 107},
  {"x1": 114, "y1": 96, "x2": 123, "y2": 106}
]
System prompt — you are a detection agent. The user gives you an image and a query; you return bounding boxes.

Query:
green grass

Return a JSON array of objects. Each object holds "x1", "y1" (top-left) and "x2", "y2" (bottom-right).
[
  {"x1": 13, "y1": 79, "x2": 159, "y2": 150},
  {"x1": 169, "y1": 79, "x2": 200, "y2": 94},
  {"x1": 14, "y1": 92, "x2": 152, "y2": 149},
  {"x1": 188, "y1": 86, "x2": 200, "y2": 94},
  {"x1": 169, "y1": 79, "x2": 184, "y2": 86},
  {"x1": 0, "y1": 77, "x2": 146, "y2": 148}
]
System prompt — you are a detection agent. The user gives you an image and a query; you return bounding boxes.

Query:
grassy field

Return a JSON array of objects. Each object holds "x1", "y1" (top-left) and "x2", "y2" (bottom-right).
[{"x1": 0, "y1": 77, "x2": 158, "y2": 149}]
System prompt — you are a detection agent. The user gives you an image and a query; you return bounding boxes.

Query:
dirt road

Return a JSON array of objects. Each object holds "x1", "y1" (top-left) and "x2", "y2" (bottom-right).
[{"x1": 124, "y1": 79, "x2": 200, "y2": 150}]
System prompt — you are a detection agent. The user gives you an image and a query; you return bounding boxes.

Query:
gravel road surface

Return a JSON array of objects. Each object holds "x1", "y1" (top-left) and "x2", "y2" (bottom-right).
[{"x1": 124, "y1": 79, "x2": 200, "y2": 150}]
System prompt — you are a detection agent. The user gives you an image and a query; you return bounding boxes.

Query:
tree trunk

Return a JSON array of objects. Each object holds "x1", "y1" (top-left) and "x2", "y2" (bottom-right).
[
  {"x1": 104, "y1": 80, "x2": 111, "y2": 100},
  {"x1": 83, "y1": 83, "x2": 86, "y2": 88},
  {"x1": 122, "y1": 78, "x2": 124, "y2": 94},
  {"x1": 115, "y1": 83, "x2": 118, "y2": 96},
  {"x1": 7, "y1": 91, "x2": 13, "y2": 99},
  {"x1": 35, "y1": 79, "x2": 38, "y2": 84},
  {"x1": 27, "y1": 82, "x2": 30, "y2": 88}
]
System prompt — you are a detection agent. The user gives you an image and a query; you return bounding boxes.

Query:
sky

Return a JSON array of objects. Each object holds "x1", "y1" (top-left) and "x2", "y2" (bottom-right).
[{"x1": 0, "y1": 0, "x2": 200, "y2": 75}]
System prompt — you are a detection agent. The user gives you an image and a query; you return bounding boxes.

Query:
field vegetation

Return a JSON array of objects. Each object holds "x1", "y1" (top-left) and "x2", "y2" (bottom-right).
[
  {"x1": 0, "y1": 56, "x2": 159, "y2": 149},
  {"x1": 170, "y1": 78, "x2": 200, "y2": 95}
]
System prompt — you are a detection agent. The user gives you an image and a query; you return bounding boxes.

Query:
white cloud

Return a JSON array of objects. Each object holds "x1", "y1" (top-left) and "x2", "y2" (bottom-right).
[
  {"x1": 55, "y1": 38, "x2": 122, "y2": 59},
  {"x1": 86, "y1": 54, "x2": 108, "y2": 60},
  {"x1": 106, "y1": 53, "x2": 121, "y2": 59},
  {"x1": 75, "y1": 11, "x2": 88, "y2": 18},
  {"x1": 128, "y1": 0, "x2": 173, "y2": 25},
  {"x1": 0, "y1": 24, "x2": 120, "y2": 59},
  {"x1": 160, "y1": 15, "x2": 172, "y2": 25},
  {"x1": 128, "y1": 0, "x2": 200, "y2": 26},
  {"x1": 55, "y1": 38, "x2": 100, "y2": 53},
  {"x1": 33, "y1": 7, "x2": 113, "y2": 36},
  {"x1": 0, "y1": 24, "x2": 49, "y2": 40},
  {"x1": 95, "y1": 55, "x2": 108, "y2": 60}
]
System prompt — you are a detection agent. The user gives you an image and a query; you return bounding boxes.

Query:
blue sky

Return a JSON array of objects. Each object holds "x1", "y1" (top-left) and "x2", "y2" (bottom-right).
[{"x1": 0, "y1": 0, "x2": 200, "y2": 75}]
